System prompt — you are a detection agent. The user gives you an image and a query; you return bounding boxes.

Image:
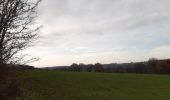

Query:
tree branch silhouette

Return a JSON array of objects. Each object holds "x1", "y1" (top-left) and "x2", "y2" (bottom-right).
[{"x1": 0, "y1": 0, "x2": 41, "y2": 65}]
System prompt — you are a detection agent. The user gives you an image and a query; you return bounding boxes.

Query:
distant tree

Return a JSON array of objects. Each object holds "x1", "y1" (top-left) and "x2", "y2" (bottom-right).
[
  {"x1": 94, "y1": 63, "x2": 104, "y2": 72},
  {"x1": 134, "y1": 63, "x2": 147, "y2": 73},
  {"x1": 70, "y1": 63, "x2": 79, "y2": 72},
  {"x1": 126, "y1": 63, "x2": 134, "y2": 73},
  {"x1": 0, "y1": 0, "x2": 41, "y2": 65},
  {"x1": 116, "y1": 65, "x2": 123, "y2": 73},
  {"x1": 148, "y1": 58, "x2": 158, "y2": 73},
  {"x1": 86, "y1": 64, "x2": 94, "y2": 72},
  {"x1": 163, "y1": 60, "x2": 170, "y2": 74},
  {"x1": 78, "y1": 63, "x2": 86, "y2": 72},
  {"x1": 105, "y1": 66, "x2": 113, "y2": 73},
  {"x1": 156, "y1": 59, "x2": 170, "y2": 74}
]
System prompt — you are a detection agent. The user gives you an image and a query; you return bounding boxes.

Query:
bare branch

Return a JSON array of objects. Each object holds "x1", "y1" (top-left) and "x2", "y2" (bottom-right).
[{"x1": 0, "y1": 0, "x2": 41, "y2": 65}]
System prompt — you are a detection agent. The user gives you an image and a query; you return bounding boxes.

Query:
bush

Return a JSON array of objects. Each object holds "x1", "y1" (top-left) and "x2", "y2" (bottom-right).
[{"x1": 0, "y1": 64, "x2": 22, "y2": 100}]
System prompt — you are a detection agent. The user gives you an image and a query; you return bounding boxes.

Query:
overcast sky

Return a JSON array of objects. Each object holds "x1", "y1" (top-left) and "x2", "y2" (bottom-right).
[{"x1": 26, "y1": 0, "x2": 170, "y2": 67}]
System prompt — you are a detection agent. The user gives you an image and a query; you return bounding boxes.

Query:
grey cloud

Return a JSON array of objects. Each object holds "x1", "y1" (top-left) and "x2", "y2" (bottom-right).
[{"x1": 29, "y1": 0, "x2": 170, "y2": 66}]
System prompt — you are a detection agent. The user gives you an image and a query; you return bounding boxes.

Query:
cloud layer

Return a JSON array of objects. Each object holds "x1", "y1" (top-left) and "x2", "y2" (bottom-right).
[{"x1": 27, "y1": 0, "x2": 170, "y2": 67}]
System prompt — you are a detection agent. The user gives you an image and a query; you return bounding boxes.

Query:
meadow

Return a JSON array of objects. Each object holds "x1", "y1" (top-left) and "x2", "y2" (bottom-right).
[{"x1": 19, "y1": 71, "x2": 170, "y2": 100}]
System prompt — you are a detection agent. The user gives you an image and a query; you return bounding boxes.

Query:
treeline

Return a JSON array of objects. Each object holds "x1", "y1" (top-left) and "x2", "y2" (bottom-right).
[
  {"x1": 68, "y1": 58, "x2": 170, "y2": 74},
  {"x1": 2, "y1": 64, "x2": 35, "y2": 71},
  {"x1": 69, "y1": 63, "x2": 104, "y2": 72}
]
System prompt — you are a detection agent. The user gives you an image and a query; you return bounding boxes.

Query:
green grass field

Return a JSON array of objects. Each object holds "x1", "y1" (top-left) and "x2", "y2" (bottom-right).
[{"x1": 19, "y1": 71, "x2": 170, "y2": 100}]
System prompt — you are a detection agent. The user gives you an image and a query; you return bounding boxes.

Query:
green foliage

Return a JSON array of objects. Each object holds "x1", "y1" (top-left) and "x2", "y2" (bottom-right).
[{"x1": 18, "y1": 71, "x2": 170, "y2": 100}]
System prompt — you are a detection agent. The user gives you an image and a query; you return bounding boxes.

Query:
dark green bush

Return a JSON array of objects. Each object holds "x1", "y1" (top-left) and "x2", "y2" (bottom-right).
[{"x1": 0, "y1": 64, "x2": 22, "y2": 100}]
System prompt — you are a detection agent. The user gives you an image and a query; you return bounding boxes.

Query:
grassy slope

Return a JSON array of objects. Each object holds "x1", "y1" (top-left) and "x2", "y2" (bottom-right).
[{"x1": 19, "y1": 71, "x2": 170, "y2": 100}]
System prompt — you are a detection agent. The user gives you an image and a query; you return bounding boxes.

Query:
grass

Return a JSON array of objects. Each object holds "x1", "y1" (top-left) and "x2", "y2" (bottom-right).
[{"x1": 18, "y1": 71, "x2": 170, "y2": 100}]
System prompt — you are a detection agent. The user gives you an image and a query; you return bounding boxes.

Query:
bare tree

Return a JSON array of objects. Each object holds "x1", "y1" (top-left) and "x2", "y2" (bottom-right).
[{"x1": 0, "y1": 0, "x2": 41, "y2": 65}]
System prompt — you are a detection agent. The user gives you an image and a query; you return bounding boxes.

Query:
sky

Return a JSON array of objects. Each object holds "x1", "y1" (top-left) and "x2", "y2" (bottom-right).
[{"x1": 26, "y1": 0, "x2": 170, "y2": 67}]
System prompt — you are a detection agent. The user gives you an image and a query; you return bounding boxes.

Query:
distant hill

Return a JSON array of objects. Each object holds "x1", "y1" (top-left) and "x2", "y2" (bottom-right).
[
  {"x1": 40, "y1": 66, "x2": 69, "y2": 71},
  {"x1": 39, "y1": 59, "x2": 170, "y2": 74}
]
